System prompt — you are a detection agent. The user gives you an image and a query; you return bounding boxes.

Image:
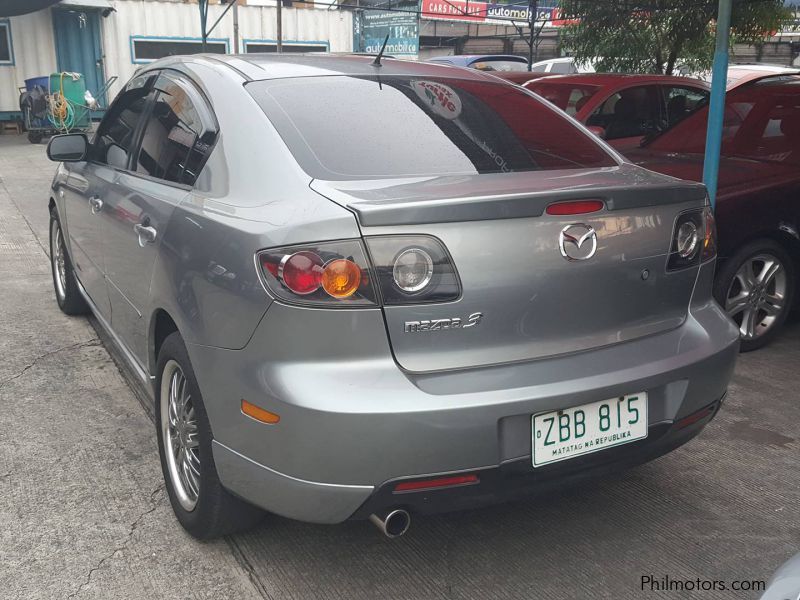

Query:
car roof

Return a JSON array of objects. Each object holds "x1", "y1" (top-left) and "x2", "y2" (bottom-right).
[
  {"x1": 728, "y1": 64, "x2": 798, "y2": 73},
  {"x1": 147, "y1": 53, "x2": 505, "y2": 82},
  {"x1": 727, "y1": 66, "x2": 800, "y2": 88},
  {"x1": 524, "y1": 73, "x2": 709, "y2": 87}
]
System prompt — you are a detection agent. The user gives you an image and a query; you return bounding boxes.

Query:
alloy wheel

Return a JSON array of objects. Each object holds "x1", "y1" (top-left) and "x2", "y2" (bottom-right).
[
  {"x1": 161, "y1": 360, "x2": 201, "y2": 511},
  {"x1": 51, "y1": 221, "x2": 67, "y2": 302},
  {"x1": 724, "y1": 253, "x2": 787, "y2": 341}
]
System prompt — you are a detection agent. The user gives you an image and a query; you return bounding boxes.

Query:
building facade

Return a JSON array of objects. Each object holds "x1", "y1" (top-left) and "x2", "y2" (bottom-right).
[{"x1": 0, "y1": 0, "x2": 353, "y2": 115}]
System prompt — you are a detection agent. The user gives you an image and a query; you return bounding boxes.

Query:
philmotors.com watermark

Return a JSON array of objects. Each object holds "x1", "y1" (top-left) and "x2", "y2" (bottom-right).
[{"x1": 641, "y1": 574, "x2": 766, "y2": 593}]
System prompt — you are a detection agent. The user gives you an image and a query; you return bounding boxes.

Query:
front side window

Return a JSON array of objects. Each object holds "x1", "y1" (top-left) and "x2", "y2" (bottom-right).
[
  {"x1": 248, "y1": 75, "x2": 617, "y2": 180},
  {"x1": 135, "y1": 75, "x2": 215, "y2": 185},
  {"x1": 662, "y1": 86, "x2": 709, "y2": 127},
  {"x1": 587, "y1": 86, "x2": 660, "y2": 140},
  {"x1": 91, "y1": 89, "x2": 150, "y2": 168},
  {"x1": 0, "y1": 20, "x2": 13, "y2": 65}
]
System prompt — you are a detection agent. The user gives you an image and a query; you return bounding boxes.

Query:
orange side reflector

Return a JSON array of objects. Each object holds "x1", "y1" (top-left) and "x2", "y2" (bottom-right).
[{"x1": 241, "y1": 399, "x2": 280, "y2": 424}]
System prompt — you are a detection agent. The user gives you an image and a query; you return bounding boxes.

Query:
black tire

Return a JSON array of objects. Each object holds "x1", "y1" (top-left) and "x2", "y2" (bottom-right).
[
  {"x1": 713, "y1": 239, "x2": 795, "y2": 352},
  {"x1": 49, "y1": 210, "x2": 89, "y2": 316},
  {"x1": 28, "y1": 131, "x2": 43, "y2": 144},
  {"x1": 155, "y1": 332, "x2": 264, "y2": 539}
]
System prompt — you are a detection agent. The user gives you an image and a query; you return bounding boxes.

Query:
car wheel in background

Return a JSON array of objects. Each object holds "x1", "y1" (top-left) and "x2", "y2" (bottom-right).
[
  {"x1": 156, "y1": 332, "x2": 264, "y2": 539},
  {"x1": 49, "y1": 210, "x2": 89, "y2": 316},
  {"x1": 714, "y1": 239, "x2": 795, "y2": 352}
]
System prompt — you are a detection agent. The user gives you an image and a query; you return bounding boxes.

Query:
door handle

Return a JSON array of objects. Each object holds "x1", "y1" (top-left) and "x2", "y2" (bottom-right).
[
  {"x1": 89, "y1": 196, "x2": 103, "y2": 214},
  {"x1": 134, "y1": 223, "x2": 157, "y2": 247}
]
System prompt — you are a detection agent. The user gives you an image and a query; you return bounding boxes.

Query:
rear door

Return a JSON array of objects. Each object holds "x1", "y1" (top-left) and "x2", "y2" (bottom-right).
[{"x1": 101, "y1": 71, "x2": 218, "y2": 365}]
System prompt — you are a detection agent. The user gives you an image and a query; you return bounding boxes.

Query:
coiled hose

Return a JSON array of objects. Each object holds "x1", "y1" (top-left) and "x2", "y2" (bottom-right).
[{"x1": 48, "y1": 72, "x2": 80, "y2": 132}]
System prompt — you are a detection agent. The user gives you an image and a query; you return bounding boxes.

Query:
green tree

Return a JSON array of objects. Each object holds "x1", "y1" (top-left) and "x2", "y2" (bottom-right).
[{"x1": 559, "y1": 0, "x2": 792, "y2": 75}]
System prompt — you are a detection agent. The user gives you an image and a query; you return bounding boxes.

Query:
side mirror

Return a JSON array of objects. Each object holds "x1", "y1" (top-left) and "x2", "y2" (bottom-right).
[
  {"x1": 47, "y1": 133, "x2": 89, "y2": 162},
  {"x1": 587, "y1": 125, "x2": 606, "y2": 139}
]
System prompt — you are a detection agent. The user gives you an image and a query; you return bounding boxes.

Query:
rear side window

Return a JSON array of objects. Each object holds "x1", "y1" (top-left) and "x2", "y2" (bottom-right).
[
  {"x1": 135, "y1": 74, "x2": 216, "y2": 186},
  {"x1": 549, "y1": 61, "x2": 573, "y2": 74},
  {"x1": 248, "y1": 76, "x2": 617, "y2": 180},
  {"x1": 734, "y1": 96, "x2": 800, "y2": 165}
]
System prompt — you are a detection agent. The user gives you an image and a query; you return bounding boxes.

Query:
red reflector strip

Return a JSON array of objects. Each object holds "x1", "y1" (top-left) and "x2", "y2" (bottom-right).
[
  {"x1": 393, "y1": 474, "x2": 479, "y2": 493},
  {"x1": 546, "y1": 200, "x2": 605, "y2": 216},
  {"x1": 675, "y1": 405, "x2": 716, "y2": 430}
]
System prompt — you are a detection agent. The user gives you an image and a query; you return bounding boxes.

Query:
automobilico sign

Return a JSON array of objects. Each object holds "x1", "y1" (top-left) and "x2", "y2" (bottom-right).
[{"x1": 420, "y1": 0, "x2": 563, "y2": 24}]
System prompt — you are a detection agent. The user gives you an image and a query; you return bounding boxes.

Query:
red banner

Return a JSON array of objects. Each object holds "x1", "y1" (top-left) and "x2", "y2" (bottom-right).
[{"x1": 421, "y1": 0, "x2": 487, "y2": 22}]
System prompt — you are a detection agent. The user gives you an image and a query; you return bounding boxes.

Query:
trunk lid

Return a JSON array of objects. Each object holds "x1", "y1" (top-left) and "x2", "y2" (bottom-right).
[{"x1": 312, "y1": 164, "x2": 708, "y2": 372}]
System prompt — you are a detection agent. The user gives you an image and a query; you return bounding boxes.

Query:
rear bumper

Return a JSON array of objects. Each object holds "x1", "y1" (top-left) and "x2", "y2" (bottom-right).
[
  {"x1": 350, "y1": 397, "x2": 723, "y2": 518},
  {"x1": 189, "y1": 288, "x2": 739, "y2": 524}
]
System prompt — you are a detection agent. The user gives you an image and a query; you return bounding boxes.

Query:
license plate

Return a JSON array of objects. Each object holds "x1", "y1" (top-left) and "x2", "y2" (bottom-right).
[{"x1": 532, "y1": 393, "x2": 648, "y2": 467}]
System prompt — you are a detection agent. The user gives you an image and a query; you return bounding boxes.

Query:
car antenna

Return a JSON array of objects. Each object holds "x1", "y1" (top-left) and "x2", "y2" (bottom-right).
[{"x1": 372, "y1": 34, "x2": 390, "y2": 68}]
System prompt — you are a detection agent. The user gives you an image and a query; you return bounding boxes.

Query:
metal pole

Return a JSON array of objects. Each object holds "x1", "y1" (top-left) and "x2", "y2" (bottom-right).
[
  {"x1": 527, "y1": 0, "x2": 536, "y2": 70},
  {"x1": 277, "y1": 0, "x2": 283, "y2": 52},
  {"x1": 200, "y1": 0, "x2": 207, "y2": 51},
  {"x1": 702, "y1": 0, "x2": 732, "y2": 210},
  {"x1": 233, "y1": 1, "x2": 240, "y2": 53}
]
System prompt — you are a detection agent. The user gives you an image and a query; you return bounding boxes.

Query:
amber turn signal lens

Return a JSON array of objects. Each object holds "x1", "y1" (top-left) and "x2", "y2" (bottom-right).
[
  {"x1": 241, "y1": 399, "x2": 280, "y2": 424},
  {"x1": 321, "y1": 259, "x2": 361, "y2": 298}
]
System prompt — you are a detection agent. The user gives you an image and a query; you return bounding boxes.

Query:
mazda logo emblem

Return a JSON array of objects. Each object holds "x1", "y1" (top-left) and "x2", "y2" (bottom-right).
[{"x1": 559, "y1": 224, "x2": 598, "y2": 261}]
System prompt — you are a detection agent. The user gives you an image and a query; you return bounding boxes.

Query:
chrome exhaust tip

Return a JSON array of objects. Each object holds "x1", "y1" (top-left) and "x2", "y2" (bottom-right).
[{"x1": 369, "y1": 509, "x2": 411, "y2": 538}]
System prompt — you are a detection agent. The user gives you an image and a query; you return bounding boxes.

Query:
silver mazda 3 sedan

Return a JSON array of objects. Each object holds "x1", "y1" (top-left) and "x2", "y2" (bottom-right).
[{"x1": 45, "y1": 54, "x2": 740, "y2": 539}]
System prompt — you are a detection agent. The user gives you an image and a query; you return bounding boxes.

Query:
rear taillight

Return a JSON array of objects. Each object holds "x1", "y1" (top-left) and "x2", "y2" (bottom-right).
[
  {"x1": 667, "y1": 205, "x2": 716, "y2": 271},
  {"x1": 257, "y1": 241, "x2": 377, "y2": 306},
  {"x1": 701, "y1": 206, "x2": 717, "y2": 262},
  {"x1": 256, "y1": 236, "x2": 461, "y2": 307},
  {"x1": 365, "y1": 235, "x2": 461, "y2": 305}
]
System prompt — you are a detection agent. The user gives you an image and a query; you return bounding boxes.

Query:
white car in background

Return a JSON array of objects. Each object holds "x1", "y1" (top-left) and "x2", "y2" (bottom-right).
[{"x1": 529, "y1": 57, "x2": 596, "y2": 74}]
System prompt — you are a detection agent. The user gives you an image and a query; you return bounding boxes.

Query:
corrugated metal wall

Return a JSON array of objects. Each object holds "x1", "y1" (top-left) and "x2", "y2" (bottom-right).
[
  {"x1": 102, "y1": 0, "x2": 353, "y2": 100},
  {"x1": 0, "y1": 11, "x2": 58, "y2": 115},
  {"x1": 1, "y1": 0, "x2": 352, "y2": 112}
]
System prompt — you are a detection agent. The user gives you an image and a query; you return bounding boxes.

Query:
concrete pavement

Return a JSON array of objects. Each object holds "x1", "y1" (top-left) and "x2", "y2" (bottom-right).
[{"x1": 1, "y1": 133, "x2": 798, "y2": 600}]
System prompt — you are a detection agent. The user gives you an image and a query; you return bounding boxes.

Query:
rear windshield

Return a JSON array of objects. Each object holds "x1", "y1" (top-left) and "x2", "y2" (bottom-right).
[
  {"x1": 470, "y1": 59, "x2": 529, "y2": 72},
  {"x1": 247, "y1": 76, "x2": 617, "y2": 180},
  {"x1": 525, "y1": 82, "x2": 601, "y2": 116}
]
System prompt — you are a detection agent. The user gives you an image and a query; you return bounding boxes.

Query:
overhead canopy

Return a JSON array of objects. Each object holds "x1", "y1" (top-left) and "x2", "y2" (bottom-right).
[
  {"x1": 56, "y1": 0, "x2": 113, "y2": 9},
  {"x1": 0, "y1": 0, "x2": 62, "y2": 16},
  {"x1": 0, "y1": 0, "x2": 112, "y2": 17}
]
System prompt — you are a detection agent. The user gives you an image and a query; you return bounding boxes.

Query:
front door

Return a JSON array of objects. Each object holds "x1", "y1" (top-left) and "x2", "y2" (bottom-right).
[
  {"x1": 61, "y1": 162, "x2": 111, "y2": 319},
  {"x1": 52, "y1": 8, "x2": 106, "y2": 104}
]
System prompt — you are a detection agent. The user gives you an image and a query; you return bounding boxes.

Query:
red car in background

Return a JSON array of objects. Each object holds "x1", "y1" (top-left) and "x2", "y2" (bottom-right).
[
  {"x1": 523, "y1": 74, "x2": 710, "y2": 150},
  {"x1": 628, "y1": 74, "x2": 800, "y2": 350}
]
